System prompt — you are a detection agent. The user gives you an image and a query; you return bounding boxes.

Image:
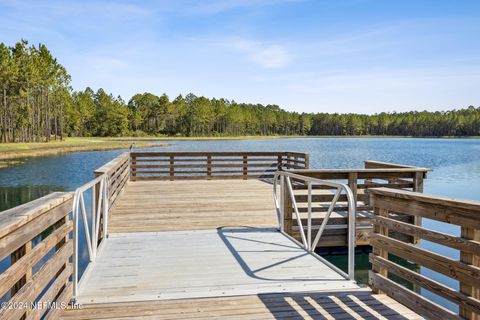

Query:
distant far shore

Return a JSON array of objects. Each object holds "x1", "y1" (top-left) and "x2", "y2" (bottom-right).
[
  {"x1": 1, "y1": 135, "x2": 479, "y2": 165},
  {"x1": 0, "y1": 137, "x2": 168, "y2": 164}
]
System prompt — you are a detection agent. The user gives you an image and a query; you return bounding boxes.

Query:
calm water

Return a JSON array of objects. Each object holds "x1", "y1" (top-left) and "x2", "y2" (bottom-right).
[{"x1": 1, "y1": 138, "x2": 479, "y2": 310}]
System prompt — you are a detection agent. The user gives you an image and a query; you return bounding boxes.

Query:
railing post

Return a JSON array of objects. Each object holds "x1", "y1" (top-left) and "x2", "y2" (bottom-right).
[
  {"x1": 207, "y1": 155, "x2": 212, "y2": 179},
  {"x1": 243, "y1": 155, "x2": 248, "y2": 180},
  {"x1": 283, "y1": 177, "x2": 293, "y2": 236},
  {"x1": 371, "y1": 206, "x2": 389, "y2": 294},
  {"x1": 304, "y1": 153, "x2": 310, "y2": 169},
  {"x1": 348, "y1": 172, "x2": 358, "y2": 204},
  {"x1": 460, "y1": 225, "x2": 480, "y2": 319},
  {"x1": 277, "y1": 155, "x2": 282, "y2": 171},
  {"x1": 131, "y1": 154, "x2": 136, "y2": 179},
  {"x1": 170, "y1": 155, "x2": 175, "y2": 181},
  {"x1": 413, "y1": 171, "x2": 424, "y2": 243}
]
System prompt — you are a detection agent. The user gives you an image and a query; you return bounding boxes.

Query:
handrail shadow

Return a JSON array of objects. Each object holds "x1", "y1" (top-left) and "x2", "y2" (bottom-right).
[
  {"x1": 257, "y1": 291, "x2": 410, "y2": 320},
  {"x1": 217, "y1": 226, "x2": 343, "y2": 282}
]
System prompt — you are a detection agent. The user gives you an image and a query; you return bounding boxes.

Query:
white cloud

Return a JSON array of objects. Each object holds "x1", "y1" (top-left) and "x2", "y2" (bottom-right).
[{"x1": 229, "y1": 39, "x2": 292, "y2": 68}]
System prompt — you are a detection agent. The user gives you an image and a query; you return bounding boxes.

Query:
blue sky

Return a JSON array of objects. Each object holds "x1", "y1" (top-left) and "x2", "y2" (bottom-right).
[{"x1": 1, "y1": 0, "x2": 479, "y2": 113}]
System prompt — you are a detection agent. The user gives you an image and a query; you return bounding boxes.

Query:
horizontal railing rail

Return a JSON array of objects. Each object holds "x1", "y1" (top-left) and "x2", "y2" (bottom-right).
[
  {"x1": 94, "y1": 152, "x2": 130, "y2": 208},
  {"x1": 273, "y1": 171, "x2": 356, "y2": 280},
  {"x1": 369, "y1": 187, "x2": 480, "y2": 320},
  {"x1": 0, "y1": 192, "x2": 74, "y2": 320},
  {"x1": 129, "y1": 151, "x2": 309, "y2": 181}
]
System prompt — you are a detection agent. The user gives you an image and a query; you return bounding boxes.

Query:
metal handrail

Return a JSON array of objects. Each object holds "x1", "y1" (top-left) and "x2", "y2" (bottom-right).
[
  {"x1": 273, "y1": 171, "x2": 356, "y2": 280},
  {"x1": 72, "y1": 174, "x2": 109, "y2": 301}
]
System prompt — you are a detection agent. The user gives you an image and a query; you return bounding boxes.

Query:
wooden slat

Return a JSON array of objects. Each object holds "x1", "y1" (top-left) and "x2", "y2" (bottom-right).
[
  {"x1": 0, "y1": 221, "x2": 73, "y2": 297},
  {"x1": 0, "y1": 241, "x2": 72, "y2": 320},
  {"x1": 44, "y1": 283, "x2": 73, "y2": 320},
  {"x1": 372, "y1": 215, "x2": 480, "y2": 254},
  {"x1": 370, "y1": 188, "x2": 480, "y2": 228},
  {"x1": 370, "y1": 233, "x2": 480, "y2": 288},
  {"x1": 369, "y1": 271, "x2": 458, "y2": 320},
  {"x1": 0, "y1": 198, "x2": 73, "y2": 261},
  {"x1": 61, "y1": 291, "x2": 421, "y2": 320},
  {"x1": 370, "y1": 254, "x2": 480, "y2": 315},
  {"x1": 27, "y1": 264, "x2": 72, "y2": 320},
  {"x1": 0, "y1": 192, "x2": 73, "y2": 239}
]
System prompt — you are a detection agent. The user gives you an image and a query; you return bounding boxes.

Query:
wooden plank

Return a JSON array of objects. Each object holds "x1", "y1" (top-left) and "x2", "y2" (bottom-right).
[
  {"x1": 370, "y1": 254, "x2": 480, "y2": 315},
  {"x1": 27, "y1": 264, "x2": 72, "y2": 320},
  {"x1": 372, "y1": 215, "x2": 480, "y2": 254},
  {"x1": 370, "y1": 189, "x2": 480, "y2": 228},
  {"x1": 0, "y1": 241, "x2": 72, "y2": 320},
  {"x1": 108, "y1": 180, "x2": 277, "y2": 232},
  {"x1": 61, "y1": 291, "x2": 421, "y2": 320},
  {"x1": 370, "y1": 233, "x2": 480, "y2": 288},
  {"x1": 0, "y1": 221, "x2": 73, "y2": 297},
  {"x1": 44, "y1": 283, "x2": 72, "y2": 320},
  {"x1": 369, "y1": 271, "x2": 458, "y2": 320},
  {"x1": 0, "y1": 192, "x2": 73, "y2": 239},
  {"x1": 460, "y1": 225, "x2": 480, "y2": 319},
  {"x1": 0, "y1": 198, "x2": 73, "y2": 261}
]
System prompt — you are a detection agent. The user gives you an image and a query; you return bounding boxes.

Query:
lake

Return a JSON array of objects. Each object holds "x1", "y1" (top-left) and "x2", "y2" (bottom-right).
[{"x1": 1, "y1": 137, "x2": 479, "y2": 311}]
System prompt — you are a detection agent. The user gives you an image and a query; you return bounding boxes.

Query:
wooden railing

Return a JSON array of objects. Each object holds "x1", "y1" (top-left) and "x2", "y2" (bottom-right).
[
  {"x1": 369, "y1": 188, "x2": 480, "y2": 320},
  {"x1": 129, "y1": 151, "x2": 309, "y2": 181},
  {"x1": 94, "y1": 152, "x2": 130, "y2": 207},
  {"x1": 285, "y1": 161, "x2": 430, "y2": 246},
  {"x1": 0, "y1": 192, "x2": 74, "y2": 320}
]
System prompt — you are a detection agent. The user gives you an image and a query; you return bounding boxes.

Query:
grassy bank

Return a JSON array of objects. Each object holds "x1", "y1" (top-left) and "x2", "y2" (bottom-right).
[{"x1": 0, "y1": 137, "x2": 168, "y2": 162}]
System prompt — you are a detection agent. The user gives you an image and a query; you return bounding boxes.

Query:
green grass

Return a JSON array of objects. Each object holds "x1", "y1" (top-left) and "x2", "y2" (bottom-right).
[{"x1": 0, "y1": 137, "x2": 168, "y2": 161}]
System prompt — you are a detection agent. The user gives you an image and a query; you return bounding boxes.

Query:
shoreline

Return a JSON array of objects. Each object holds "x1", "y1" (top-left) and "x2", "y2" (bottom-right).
[
  {"x1": 108, "y1": 135, "x2": 480, "y2": 141},
  {"x1": 1, "y1": 134, "x2": 478, "y2": 164},
  {"x1": 0, "y1": 138, "x2": 169, "y2": 163}
]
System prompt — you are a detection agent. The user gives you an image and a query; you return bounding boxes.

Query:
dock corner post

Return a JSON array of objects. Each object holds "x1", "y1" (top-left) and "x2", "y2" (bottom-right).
[
  {"x1": 371, "y1": 206, "x2": 389, "y2": 294},
  {"x1": 207, "y1": 155, "x2": 212, "y2": 180},
  {"x1": 347, "y1": 172, "x2": 358, "y2": 202},
  {"x1": 242, "y1": 155, "x2": 248, "y2": 180},
  {"x1": 131, "y1": 154, "x2": 137, "y2": 180},
  {"x1": 277, "y1": 155, "x2": 282, "y2": 171},
  {"x1": 460, "y1": 225, "x2": 480, "y2": 320},
  {"x1": 304, "y1": 153, "x2": 310, "y2": 169},
  {"x1": 283, "y1": 177, "x2": 293, "y2": 236},
  {"x1": 412, "y1": 171, "x2": 424, "y2": 243},
  {"x1": 170, "y1": 155, "x2": 175, "y2": 181}
]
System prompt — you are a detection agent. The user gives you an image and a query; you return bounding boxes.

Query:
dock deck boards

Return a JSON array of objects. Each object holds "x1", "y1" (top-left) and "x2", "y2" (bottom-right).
[
  {"x1": 76, "y1": 228, "x2": 358, "y2": 305},
  {"x1": 62, "y1": 291, "x2": 423, "y2": 319},
  {"x1": 63, "y1": 179, "x2": 423, "y2": 319},
  {"x1": 108, "y1": 179, "x2": 277, "y2": 233}
]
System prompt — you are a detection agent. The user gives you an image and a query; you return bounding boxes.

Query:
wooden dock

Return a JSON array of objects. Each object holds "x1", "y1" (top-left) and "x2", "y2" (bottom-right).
[{"x1": 1, "y1": 151, "x2": 479, "y2": 319}]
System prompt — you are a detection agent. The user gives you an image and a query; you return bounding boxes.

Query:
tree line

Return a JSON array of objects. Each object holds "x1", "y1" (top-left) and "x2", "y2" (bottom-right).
[{"x1": 1, "y1": 40, "x2": 479, "y2": 142}]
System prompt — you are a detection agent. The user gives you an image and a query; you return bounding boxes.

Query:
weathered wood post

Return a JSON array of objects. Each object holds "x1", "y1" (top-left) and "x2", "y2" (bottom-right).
[
  {"x1": 412, "y1": 171, "x2": 424, "y2": 243},
  {"x1": 283, "y1": 178, "x2": 293, "y2": 236},
  {"x1": 370, "y1": 206, "x2": 389, "y2": 294},
  {"x1": 460, "y1": 225, "x2": 480, "y2": 319},
  {"x1": 304, "y1": 153, "x2": 310, "y2": 169},
  {"x1": 169, "y1": 155, "x2": 175, "y2": 181},
  {"x1": 242, "y1": 155, "x2": 248, "y2": 180},
  {"x1": 277, "y1": 155, "x2": 282, "y2": 171},
  {"x1": 131, "y1": 154, "x2": 137, "y2": 179},
  {"x1": 207, "y1": 155, "x2": 212, "y2": 180}
]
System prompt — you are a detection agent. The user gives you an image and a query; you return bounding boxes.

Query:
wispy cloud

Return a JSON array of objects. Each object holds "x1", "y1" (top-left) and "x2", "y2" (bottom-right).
[
  {"x1": 180, "y1": 0, "x2": 304, "y2": 15},
  {"x1": 229, "y1": 39, "x2": 292, "y2": 68}
]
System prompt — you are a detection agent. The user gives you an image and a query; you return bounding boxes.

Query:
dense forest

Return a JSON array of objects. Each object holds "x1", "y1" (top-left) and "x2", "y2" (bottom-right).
[{"x1": 1, "y1": 40, "x2": 479, "y2": 143}]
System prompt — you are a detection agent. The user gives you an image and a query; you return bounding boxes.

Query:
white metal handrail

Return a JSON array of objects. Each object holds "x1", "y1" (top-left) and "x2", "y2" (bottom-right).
[
  {"x1": 72, "y1": 174, "x2": 109, "y2": 301},
  {"x1": 273, "y1": 171, "x2": 356, "y2": 280}
]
